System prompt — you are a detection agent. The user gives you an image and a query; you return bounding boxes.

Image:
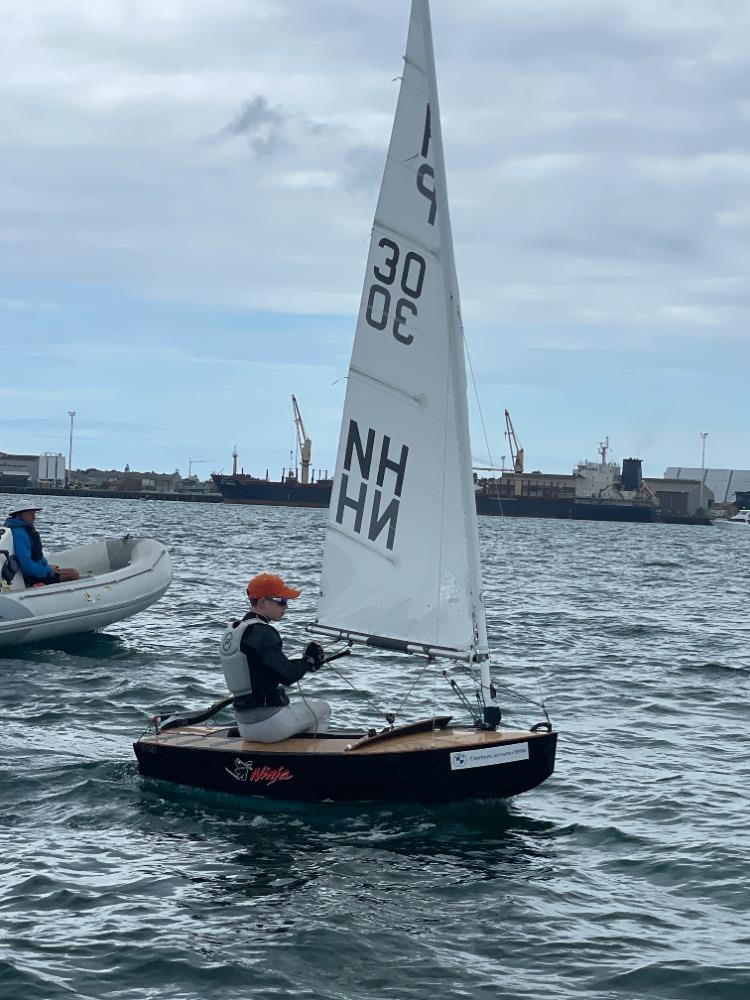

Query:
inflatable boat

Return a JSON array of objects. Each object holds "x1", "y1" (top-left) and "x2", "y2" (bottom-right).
[{"x1": 0, "y1": 527, "x2": 173, "y2": 648}]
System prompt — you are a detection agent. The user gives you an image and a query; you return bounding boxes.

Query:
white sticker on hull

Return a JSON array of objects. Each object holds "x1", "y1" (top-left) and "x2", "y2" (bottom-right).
[{"x1": 450, "y1": 742, "x2": 529, "y2": 771}]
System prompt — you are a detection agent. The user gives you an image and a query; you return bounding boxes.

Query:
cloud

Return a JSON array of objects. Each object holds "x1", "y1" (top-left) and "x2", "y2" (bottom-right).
[
  {"x1": 1, "y1": 0, "x2": 748, "y2": 473},
  {"x1": 216, "y1": 95, "x2": 288, "y2": 156}
]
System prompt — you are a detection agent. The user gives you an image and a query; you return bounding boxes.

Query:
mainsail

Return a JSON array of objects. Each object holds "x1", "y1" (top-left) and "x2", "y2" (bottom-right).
[{"x1": 314, "y1": 0, "x2": 489, "y2": 662}]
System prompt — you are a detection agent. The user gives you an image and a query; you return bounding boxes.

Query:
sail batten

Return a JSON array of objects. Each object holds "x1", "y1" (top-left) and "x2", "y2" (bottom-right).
[
  {"x1": 324, "y1": 523, "x2": 400, "y2": 565},
  {"x1": 348, "y1": 366, "x2": 426, "y2": 407},
  {"x1": 314, "y1": 0, "x2": 489, "y2": 661},
  {"x1": 373, "y1": 219, "x2": 440, "y2": 260}
]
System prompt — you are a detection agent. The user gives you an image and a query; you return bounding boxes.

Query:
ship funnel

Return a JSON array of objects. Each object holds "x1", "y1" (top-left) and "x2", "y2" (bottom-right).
[{"x1": 621, "y1": 458, "x2": 643, "y2": 492}]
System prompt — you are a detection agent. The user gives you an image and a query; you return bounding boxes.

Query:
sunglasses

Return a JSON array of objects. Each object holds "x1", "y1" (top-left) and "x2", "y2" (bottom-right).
[{"x1": 268, "y1": 597, "x2": 288, "y2": 608}]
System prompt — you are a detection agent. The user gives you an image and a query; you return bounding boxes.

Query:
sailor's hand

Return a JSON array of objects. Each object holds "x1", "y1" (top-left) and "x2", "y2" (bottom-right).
[{"x1": 303, "y1": 641, "x2": 325, "y2": 671}]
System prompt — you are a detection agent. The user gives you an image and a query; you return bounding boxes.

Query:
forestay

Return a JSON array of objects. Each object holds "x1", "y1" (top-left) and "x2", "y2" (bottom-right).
[{"x1": 313, "y1": 0, "x2": 489, "y2": 662}]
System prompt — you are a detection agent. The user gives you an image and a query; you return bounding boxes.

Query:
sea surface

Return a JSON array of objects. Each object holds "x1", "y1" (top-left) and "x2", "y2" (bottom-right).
[{"x1": 1, "y1": 493, "x2": 748, "y2": 1000}]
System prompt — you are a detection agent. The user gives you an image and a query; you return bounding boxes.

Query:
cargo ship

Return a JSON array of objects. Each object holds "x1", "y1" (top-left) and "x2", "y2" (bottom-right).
[
  {"x1": 213, "y1": 434, "x2": 658, "y2": 523},
  {"x1": 474, "y1": 448, "x2": 657, "y2": 522},
  {"x1": 212, "y1": 472, "x2": 333, "y2": 508},
  {"x1": 212, "y1": 396, "x2": 333, "y2": 507}
]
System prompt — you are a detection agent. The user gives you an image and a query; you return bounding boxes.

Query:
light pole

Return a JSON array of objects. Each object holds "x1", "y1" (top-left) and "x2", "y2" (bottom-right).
[
  {"x1": 67, "y1": 411, "x2": 76, "y2": 487},
  {"x1": 699, "y1": 432, "x2": 708, "y2": 511}
]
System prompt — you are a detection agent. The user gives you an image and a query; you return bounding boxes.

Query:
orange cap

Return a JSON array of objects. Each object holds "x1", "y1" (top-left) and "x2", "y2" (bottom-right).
[{"x1": 246, "y1": 573, "x2": 302, "y2": 600}]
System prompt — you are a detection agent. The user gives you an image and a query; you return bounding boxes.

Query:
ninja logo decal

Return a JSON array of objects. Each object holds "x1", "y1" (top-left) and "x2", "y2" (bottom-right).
[{"x1": 225, "y1": 758, "x2": 294, "y2": 786}]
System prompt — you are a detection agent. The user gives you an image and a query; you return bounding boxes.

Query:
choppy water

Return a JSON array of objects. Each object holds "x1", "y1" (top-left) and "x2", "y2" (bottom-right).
[{"x1": 1, "y1": 493, "x2": 748, "y2": 1000}]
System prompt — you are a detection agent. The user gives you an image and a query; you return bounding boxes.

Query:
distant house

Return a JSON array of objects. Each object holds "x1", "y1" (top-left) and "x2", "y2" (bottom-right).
[
  {"x1": 177, "y1": 475, "x2": 216, "y2": 494},
  {"x1": 74, "y1": 468, "x2": 122, "y2": 489},
  {"x1": 111, "y1": 471, "x2": 182, "y2": 494}
]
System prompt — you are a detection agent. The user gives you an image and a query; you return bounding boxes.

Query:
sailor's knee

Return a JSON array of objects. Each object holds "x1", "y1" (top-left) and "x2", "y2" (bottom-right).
[{"x1": 311, "y1": 699, "x2": 331, "y2": 729}]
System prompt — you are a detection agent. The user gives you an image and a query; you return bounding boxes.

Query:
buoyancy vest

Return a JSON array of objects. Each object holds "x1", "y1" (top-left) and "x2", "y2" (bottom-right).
[
  {"x1": 220, "y1": 617, "x2": 259, "y2": 697},
  {"x1": 26, "y1": 524, "x2": 44, "y2": 563},
  {"x1": 12, "y1": 522, "x2": 51, "y2": 585},
  {"x1": 219, "y1": 614, "x2": 291, "y2": 709}
]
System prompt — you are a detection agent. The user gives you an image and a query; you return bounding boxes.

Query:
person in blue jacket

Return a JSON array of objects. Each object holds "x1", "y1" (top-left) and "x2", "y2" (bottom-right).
[{"x1": 4, "y1": 507, "x2": 80, "y2": 586}]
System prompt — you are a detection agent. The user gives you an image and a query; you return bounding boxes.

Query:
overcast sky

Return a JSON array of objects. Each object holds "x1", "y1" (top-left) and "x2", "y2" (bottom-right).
[{"x1": 2, "y1": 0, "x2": 748, "y2": 479}]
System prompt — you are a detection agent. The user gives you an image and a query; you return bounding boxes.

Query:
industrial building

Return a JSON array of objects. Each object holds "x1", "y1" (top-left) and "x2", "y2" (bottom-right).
[
  {"x1": 644, "y1": 477, "x2": 713, "y2": 516},
  {"x1": 665, "y1": 468, "x2": 750, "y2": 510},
  {"x1": 0, "y1": 452, "x2": 66, "y2": 488}
]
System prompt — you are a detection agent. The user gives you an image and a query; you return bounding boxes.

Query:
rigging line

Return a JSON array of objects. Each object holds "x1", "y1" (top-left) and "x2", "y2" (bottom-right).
[
  {"x1": 323, "y1": 662, "x2": 387, "y2": 721},
  {"x1": 447, "y1": 660, "x2": 484, "y2": 702},
  {"x1": 294, "y1": 682, "x2": 323, "y2": 738},
  {"x1": 394, "y1": 656, "x2": 433, "y2": 715},
  {"x1": 442, "y1": 669, "x2": 479, "y2": 719},
  {"x1": 491, "y1": 680, "x2": 548, "y2": 713}
]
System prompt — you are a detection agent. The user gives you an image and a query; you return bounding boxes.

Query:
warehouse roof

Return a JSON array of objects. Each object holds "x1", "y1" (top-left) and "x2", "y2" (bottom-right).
[{"x1": 664, "y1": 468, "x2": 750, "y2": 503}]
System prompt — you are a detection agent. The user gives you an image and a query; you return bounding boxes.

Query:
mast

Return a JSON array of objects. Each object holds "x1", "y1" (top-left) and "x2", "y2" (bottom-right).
[
  {"x1": 292, "y1": 395, "x2": 312, "y2": 485},
  {"x1": 419, "y1": 0, "x2": 489, "y2": 666}
]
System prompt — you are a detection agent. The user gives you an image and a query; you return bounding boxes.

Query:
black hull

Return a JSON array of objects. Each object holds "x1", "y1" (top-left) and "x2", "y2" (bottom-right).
[
  {"x1": 475, "y1": 494, "x2": 657, "y2": 522},
  {"x1": 212, "y1": 475, "x2": 332, "y2": 508},
  {"x1": 134, "y1": 728, "x2": 557, "y2": 804},
  {"x1": 213, "y1": 476, "x2": 657, "y2": 523}
]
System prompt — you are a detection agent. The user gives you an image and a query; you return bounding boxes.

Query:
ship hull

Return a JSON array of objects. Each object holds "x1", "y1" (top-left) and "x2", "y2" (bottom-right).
[
  {"x1": 212, "y1": 475, "x2": 332, "y2": 508},
  {"x1": 134, "y1": 724, "x2": 557, "y2": 804},
  {"x1": 475, "y1": 494, "x2": 657, "y2": 522},
  {"x1": 214, "y1": 476, "x2": 657, "y2": 522}
]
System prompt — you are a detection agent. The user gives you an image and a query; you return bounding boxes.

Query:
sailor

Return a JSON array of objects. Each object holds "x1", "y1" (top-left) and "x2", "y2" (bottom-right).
[
  {"x1": 3, "y1": 507, "x2": 80, "y2": 586},
  {"x1": 220, "y1": 572, "x2": 331, "y2": 742}
]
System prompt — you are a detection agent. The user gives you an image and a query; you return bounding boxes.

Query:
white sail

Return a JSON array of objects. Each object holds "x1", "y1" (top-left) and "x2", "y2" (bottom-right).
[{"x1": 314, "y1": 0, "x2": 489, "y2": 662}]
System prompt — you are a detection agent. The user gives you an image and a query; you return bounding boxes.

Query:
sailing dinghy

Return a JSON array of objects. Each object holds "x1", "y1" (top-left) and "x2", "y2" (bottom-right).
[
  {"x1": 134, "y1": 0, "x2": 557, "y2": 803},
  {"x1": 0, "y1": 528, "x2": 173, "y2": 648}
]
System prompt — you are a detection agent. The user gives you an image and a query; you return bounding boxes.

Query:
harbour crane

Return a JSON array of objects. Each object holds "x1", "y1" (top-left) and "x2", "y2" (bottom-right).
[
  {"x1": 292, "y1": 395, "x2": 312, "y2": 485},
  {"x1": 187, "y1": 458, "x2": 214, "y2": 478},
  {"x1": 504, "y1": 409, "x2": 525, "y2": 474}
]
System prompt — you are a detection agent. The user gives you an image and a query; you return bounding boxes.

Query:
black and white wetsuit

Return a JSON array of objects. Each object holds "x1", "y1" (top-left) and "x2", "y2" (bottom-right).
[{"x1": 220, "y1": 611, "x2": 331, "y2": 742}]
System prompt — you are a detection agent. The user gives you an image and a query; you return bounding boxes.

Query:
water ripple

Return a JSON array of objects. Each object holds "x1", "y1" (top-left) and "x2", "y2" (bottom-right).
[{"x1": 1, "y1": 496, "x2": 749, "y2": 999}]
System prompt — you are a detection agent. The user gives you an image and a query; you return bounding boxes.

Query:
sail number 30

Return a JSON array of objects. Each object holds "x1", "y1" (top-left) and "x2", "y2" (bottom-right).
[{"x1": 365, "y1": 237, "x2": 425, "y2": 346}]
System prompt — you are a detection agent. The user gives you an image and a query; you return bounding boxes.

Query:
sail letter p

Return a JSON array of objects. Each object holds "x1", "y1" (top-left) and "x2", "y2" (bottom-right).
[{"x1": 417, "y1": 103, "x2": 436, "y2": 226}]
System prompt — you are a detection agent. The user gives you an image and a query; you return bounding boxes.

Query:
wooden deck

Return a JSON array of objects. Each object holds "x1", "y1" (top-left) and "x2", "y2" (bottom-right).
[{"x1": 139, "y1": 721, "x2": 547, "y2": 757}]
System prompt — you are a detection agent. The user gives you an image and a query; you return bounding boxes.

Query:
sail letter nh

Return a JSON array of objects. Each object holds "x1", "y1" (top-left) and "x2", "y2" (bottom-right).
[{"x1": 336, "y1": 420, "x2": 409, "y2": 551}]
